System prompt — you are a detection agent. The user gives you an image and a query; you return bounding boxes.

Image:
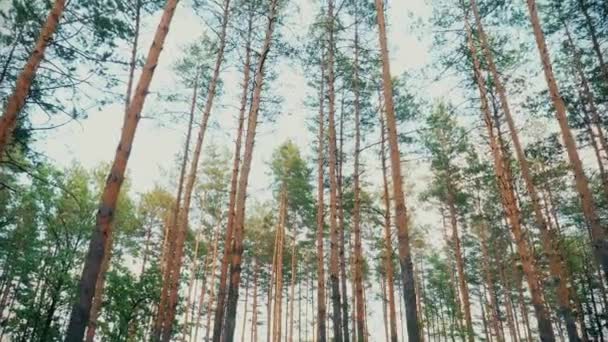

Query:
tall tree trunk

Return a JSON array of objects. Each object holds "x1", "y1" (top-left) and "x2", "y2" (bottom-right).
[
  {"x1": 315, "y1": 44, "x2": 328, "y2": 342},
  {"x1": 182, "y1": 232, "x2": 203, "y2": 340},
  {"x1": 379, "y1": 112, "x2": 399, "y2": 342},
  {"x1": 160, "y1": 3, "x2": 231, "y2": 340},
  {"x1": 0, "y1": 0, "x2": 66, "y2": 155},
  {"x1": 273, "y1": 191, "x2": 287, "y2": 342},
  {"x1": 241, "y1": 272, "x2": 250, "y2": 342},
  {"x1": 202, "y1": 223, "x2": 222, "y2": 342},
  {"x1": 220, "y1": 2, "x2": 279, "y2": 339},
  {"x1": 440, "y1": 207, "x2": 465, "y2": 335},
  {"x1": 289, "y1": 232, "x2": 297, "y2": 342},
  {"x1": 190, "y1": 223, "x2": 217, "y2": 342},
  {"x1": 338, "y1": 102, "x2": 349, "y2": 342},
  {"x1": 475, "y1": 200, "x2": 505, "y2": 342},
  {"x1": 352, "y1": 10, "x2": 365, "y2": 342},
  {"x1": 525, "y1": 0, "x2": 608, "y2": 279},
  {"x1": 374, "y1": 1, "x2": 421, "y2": 340},
  {"x1": 153, "y1": 58, "x2": 202, "y2": 342},
  {"x1": 469, "y1": 3, "x2": 580, "y2": 338},
  {"x1": 463, "y1": 9, "x2": 555, "y2": 341},
  {"x1": 445, "y1": 186, "x2": 474, "y2": 341},
  {"x1": 84, "y1": 233, "x2": 113, "y2": 342},
  {"x1": 251, "y1": 260, "x2": 259, "y2": 342},
  {"x1": 381, "y1": 276, "x2": 390, "y2": 342},
  {"x1": 325, "y1": 1, "x2": 344, "y2": 341},
  {"x1": 64, "y1": 1, "x2": 180, "y2": 340},
  {"x1": 268, "y1": 221, "x2": 280, "y2": 342},
  {"x1": 212, "y1": 7, "x2": 253, "y2": 339}
]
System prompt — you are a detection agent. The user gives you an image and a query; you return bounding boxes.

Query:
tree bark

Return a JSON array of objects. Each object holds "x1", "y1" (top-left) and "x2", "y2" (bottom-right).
[
  {"x1": 374, "y1": 1, "x2": 421, "y2": 340},
  {"x1": 220, "y1": 2, "x2": 279, "y2": 339},
  {"x1": 153, "y1": 59, "x2": 202, "y2": 342},
  {"x1": 160, "y1": 2, "x2": 231, "y2": 340},
  {"x1": 273, "y1": 191, "x2": 287, "y2": 342},
  {"x1": 0, "y1": 0, "x2": 66, "y2": 155},
  {"x1": 352, "y1": 10, "x2": 365, "y2": 341},
  {"x1": 468, "y1": 1, "x2": 580, "y2": 339},
  {"x1": 379, "y1": 114, "x2": 399, "y2": 342},
  {"x1": 84, "y1": 233, "x2": 113, "y2": 342},
  {"x1": 325, "y1": 1, "x2": 344, "y2": 341},
  {"x1": 315, "y1": 43, "x2": 328, "y2": 342},
  {"x1": 64, "y1": 1, "x2": 180, "y2": 340},
  {"x1": 464, "y1": 8, "x2": 556, "y2": 341},
  {"x1": 182, "y1": 232, "x2": 203, "y2": 340},
  {"x1": 213, "y1": 8, "x2": 253, "y2": 339},
  {"x1": 525, "y1": 0, "x2": 608, "y2": 280}
]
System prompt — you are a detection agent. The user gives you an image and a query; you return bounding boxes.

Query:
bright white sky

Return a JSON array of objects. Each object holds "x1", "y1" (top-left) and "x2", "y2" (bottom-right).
[{"x1": 35, "y1": 0, "x2": 434, "y2": 197}]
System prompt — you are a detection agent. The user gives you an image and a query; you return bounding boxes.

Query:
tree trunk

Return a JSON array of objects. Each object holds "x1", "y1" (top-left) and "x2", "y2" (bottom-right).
[
  {"x1": 325, "y1": 1, "x2": 344, "y2": 341},
  {"x1": 379, "y1": 112, "x2": 399, "y2": 342},
  {"x1": 182, "y1": 233, "x2": 203, "y2": 340},
  {"x1": 468, "y1": 1, "x2": 580, "y2": 339},
  {"x1": 374, "y1": 1, "x2": 421, "y2": 340},
  {"x1": 476, "y1": 204, "x2": 505, "y2": 342},
  {"x1": 289, "y1": 231, "x2": 297, "y2": 342},
  {"x1": 201, "y1": 223, "x2": 222, "y2": 342},
  {"x1": 241, "y1": 272, "x2": 251, "y2": 342},
  {"x1": 220, "y1": 2, "x2": 279, "y2": 339},
  {"x1": 464, "y1": 9, "x2": 555, "y2": 341},
  {"x1": 352, "y1": 11, "x2": 365, "y2": 342},
  {"x1": 153, "y1": 57, "x2": 202, "y2": 342},
  {"x1": 381, "y1": 276, "x2": 390, "y2": 342},
  {"x1": 212, "y1": 8, "x2": 253, "y2": 339},
  {"x1": 84, "y1": 233, "x2": 113, "y2": 342},
  {"x1": 0, "y1": 0, "x2": 66, "y2": 155},
  {"x1": 160, "y1": 2, "x2": 231, "y2": 340},
  {"x1": 251, "y1": 259, "x2": 259, "y2": 342},
  {"x1": 273, "y1": 191, "x2": 287, "y2": 342},
  {"x1": 64, "y1": 1, "x2": 180, "y2": 340},
  {"x1": 315, "y1": 42, "x2": 328, "y2": 342},
  {"x1": 445, "y1": 186, "x2": 474, "y2": 341},
  {"x1": 525, "y1": 0, "x2": 608, "y2": 280}
]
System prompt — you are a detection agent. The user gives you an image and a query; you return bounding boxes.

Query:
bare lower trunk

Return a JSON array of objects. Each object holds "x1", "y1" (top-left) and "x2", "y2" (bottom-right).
[
  {"x1": 182, "y1": 233, "x2": 202, "y2": 340},
  {"x1": 374, "y1": 1, "x2": 420, "y2": 340},
  {"x1": 379, "y1": 113, "x2": 398, "y2": 342},
  {"x1": 0, "y1": 0, "x2": 66, "y2": 155},
  {"x1": 65, "y1": 1, "x2": 180, "y2": 340},
  {"x1": 288, "y1": 232, "x2": 297, "y2": 342},
  {"x1": 273, "y1": 191, "x2": 287, "y2": 342},
  {"x1": 315, "y1": 45, "x2": 328, "y2": 342},
  {"x1": 84, "y1": 234, "x2": 113, "y2": 342}
]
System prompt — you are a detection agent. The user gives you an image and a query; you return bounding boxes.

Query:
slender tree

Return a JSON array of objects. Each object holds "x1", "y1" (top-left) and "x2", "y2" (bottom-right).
[
  {"x1": 64, "y1": 1, "x2": 180, "y2": 340},
  {"x1": 373, "y1": 0, "x2": 421, "y2": 340}
]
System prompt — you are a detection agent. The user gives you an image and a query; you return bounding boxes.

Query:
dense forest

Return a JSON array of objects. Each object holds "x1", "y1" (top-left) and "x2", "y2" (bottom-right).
[{"x1": 0, "y1": 0, "x2": 607, "y2": 341}]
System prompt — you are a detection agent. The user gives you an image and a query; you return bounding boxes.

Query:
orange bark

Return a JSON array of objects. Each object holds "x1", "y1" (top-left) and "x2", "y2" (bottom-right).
[
  {"x1": 464, "y1": 9, "x2": 555, "y2": 340},
  {"x1": 374, "y1": 0, "x2": 420, "y2": 340},
  {"x1": 525, "y1": 0, "x2": 608, "y2": 280},
  {"x1": 65, "y1": 1, "x2": 180, "y2": 340},
  {"x1": 220, "y1": 2, "x2": 279, "y2": 340},
  {"x1": 468, "y1": 1, "x2": 579, "y2": 338},
  {"x1": 0, "y1": 0, "x2": 66, "y2": 155}
]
